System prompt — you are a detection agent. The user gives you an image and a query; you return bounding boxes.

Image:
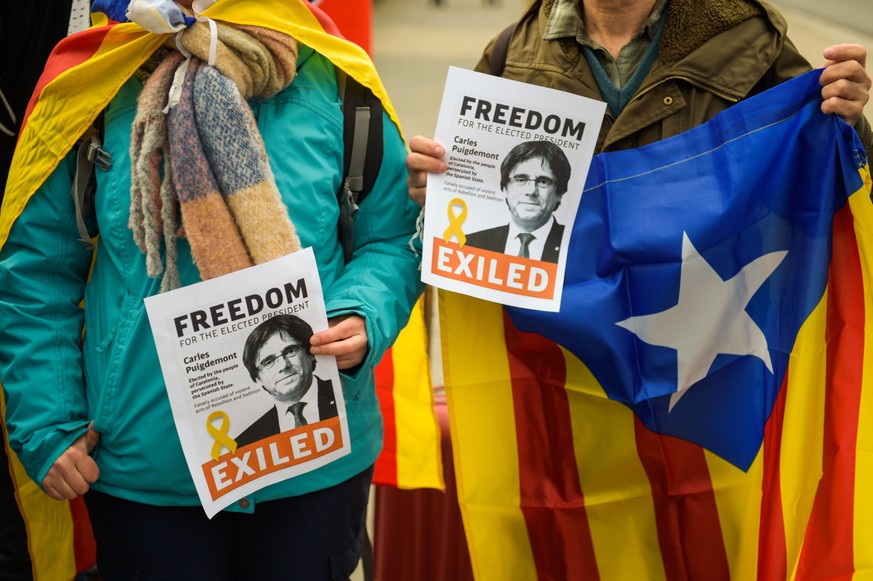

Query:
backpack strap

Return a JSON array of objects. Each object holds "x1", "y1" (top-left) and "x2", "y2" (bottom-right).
[
  {"x1": 336, "y1": 72, "x2": 384, "y2": 263},
  {"x1": 490, "y1": 21, "x2": 516, "y2": 77},
  {"x1": 490, "y1": 0, "x2": 543, "y2": 77},
  {"x1": 71, "y1": 114, "x2": 111, "y2": 251}
]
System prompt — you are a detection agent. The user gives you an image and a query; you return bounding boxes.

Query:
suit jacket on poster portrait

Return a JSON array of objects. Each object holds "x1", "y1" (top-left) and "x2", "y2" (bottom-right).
[
  {"x1": 464, "y1": 221, "x2": 564, "y2": 263},
  {"x1": 234, "y1": 377, "x2": 338, "y2": 448}
]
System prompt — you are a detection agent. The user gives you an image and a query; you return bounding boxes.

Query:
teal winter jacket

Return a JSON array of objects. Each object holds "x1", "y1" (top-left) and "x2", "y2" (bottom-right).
[{"x1": 0, "y1": 44, "x2": 423, "y2": 511}]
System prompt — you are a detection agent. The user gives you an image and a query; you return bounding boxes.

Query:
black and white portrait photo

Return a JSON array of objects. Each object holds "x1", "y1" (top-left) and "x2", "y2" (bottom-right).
[
  {"x1": 465, "y1": 140, "x2": 571, "y2": 263},
  {"x1": 234, "y1": 314, "x2": 338, "y2": 447}
]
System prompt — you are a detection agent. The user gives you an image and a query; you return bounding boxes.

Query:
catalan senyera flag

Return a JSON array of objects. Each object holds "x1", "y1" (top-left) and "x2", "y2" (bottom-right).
[
  {"x1": 374, "y1": 295, "x2": 444, "y2": 489},
  {"x1": 0, "y1": 428, "x2": 96, "y2": 579},
  {"x1": 442, "y1": 70, "x2": 873, "y2": 580},
  {"x1": 1, "y1": 5, "x2": 441, "y2": 575}
]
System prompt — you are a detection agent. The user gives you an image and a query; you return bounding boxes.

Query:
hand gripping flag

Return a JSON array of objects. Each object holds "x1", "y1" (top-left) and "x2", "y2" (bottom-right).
[
  {"x1": 0, "y1": 429, "x2": 96, "y2": 580},
  {"x1": 442, "y1": 70, "x2": 873, "y2": 581},
  {"x1": 0, "y1": 5, "x2": 442, "y2": 574}
]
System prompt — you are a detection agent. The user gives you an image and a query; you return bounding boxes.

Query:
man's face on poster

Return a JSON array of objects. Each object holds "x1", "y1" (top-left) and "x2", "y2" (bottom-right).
[
  {"x1": 504, "y1": 156, "x2": 561, "y2": 231},
  {"x1": 255, "y1": 331, "x2": 316, "y2": 404}
]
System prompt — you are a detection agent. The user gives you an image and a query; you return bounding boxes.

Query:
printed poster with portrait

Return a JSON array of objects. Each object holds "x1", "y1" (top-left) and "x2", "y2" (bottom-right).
[
  {"x1": 421, "y1": 67, "x2": 606, "y2": 311},
  {"x1": 144, "y1": 248, "x2": 350, "y2": 518}
]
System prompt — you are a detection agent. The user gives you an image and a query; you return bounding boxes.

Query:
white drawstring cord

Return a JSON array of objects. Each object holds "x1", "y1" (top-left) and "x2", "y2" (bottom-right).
[
  {"x1": 0, "y1": 86, "x2": 16, "y2": 137},
  {"x1": 162, "y1": 15, "x2": 217, "y2": 114}
]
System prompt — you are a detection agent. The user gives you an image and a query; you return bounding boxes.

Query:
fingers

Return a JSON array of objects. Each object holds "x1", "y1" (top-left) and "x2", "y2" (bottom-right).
[
  {"x1": 822, "y1": 44, "x2": 867, "y2": 69},
  {"x1": 309, "y1": 315, "x2": 369, "y2": 369},
  {"x1": 406, "y1": 136, "x2": 447, "y2": 207},
  {"x1": 325, "y1": 336, "x2": 368, "y2": 369},
  {"x1": 820, "y1": 53, "x2": 870, "y2": 89},
  {"x1": 819, "y1": 44, "x2": 871, "y2": 126},
  {"x1": 42, "y1": 430, "x2": 101, "y2": 500},
  {"x1": 407, "y1": 170, "x2": 429, "y2": 207},
  {"x1": 821, "y1": 90, "x2": 870, "y2": 125},
  {"x1": 409, "y1": 135, "x2": 447, "y2": 158},
  {"x1": 309, "y1": 324, "x2": 348, "y2": 347}
]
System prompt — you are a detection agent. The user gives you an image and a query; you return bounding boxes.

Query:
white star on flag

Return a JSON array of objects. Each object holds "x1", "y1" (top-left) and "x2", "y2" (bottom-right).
[{"x1": 616, "y1": 232, "x2": 787, "y2": 411}]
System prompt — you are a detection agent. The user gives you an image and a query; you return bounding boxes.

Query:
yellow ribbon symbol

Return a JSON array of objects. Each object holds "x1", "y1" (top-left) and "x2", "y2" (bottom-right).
[
  {"x1": 207, "y1": 410, "x2": 237, "y2": 460},
  {"x1": 443, "y1": 197, "x2": 468, "y2": 246}
]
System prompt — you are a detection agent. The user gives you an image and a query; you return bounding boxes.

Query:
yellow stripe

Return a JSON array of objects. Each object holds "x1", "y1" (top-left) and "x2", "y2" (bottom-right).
[
  {"x1": 850, "y1": 165, "x2": 873, "y2": 575},
  {"x1": 0, "y1": 24, "x2": 163, "y2": 249},
  {"x1": 779, "y1": 291, "x2": 828, "y2": 578},
  {"x1": 392, "y1": 298, "x2": 444, "y2": 490},
  {"x1": 705, "y1": 449, "x2": 763, "y2": 579},
  {"x1": 781, "y1": 291, "x2": 827, "y2": 579},
  {"x1": 441, "y1": 291, "x2": 537, "y2": 581},
  {"x1": 92, "y1": 12, "x2": 108, "y2": 27},
  {"x1": 1, "y1": 398, "x2": 77, "y2": 581},
  {"x1": 706, "y1": 297, "x2": 831, "y2": 580},
  {"x1": 562, "y1": 349, "x2": 666, "y2": 580}
]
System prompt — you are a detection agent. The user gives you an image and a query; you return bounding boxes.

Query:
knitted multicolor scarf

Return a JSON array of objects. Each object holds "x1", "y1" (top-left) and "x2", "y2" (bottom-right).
[{"x1": 130, "y1": 18, "x2": 302, "y2": 291}]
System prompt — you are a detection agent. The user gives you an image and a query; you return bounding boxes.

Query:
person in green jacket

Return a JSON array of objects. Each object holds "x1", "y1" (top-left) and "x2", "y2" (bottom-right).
[
  {"x1": 407, "y1": 0, "x2": 871, "y2": 204},
  {"x1": 0, "y1": 0, "x2": 422, "y2": 578}
]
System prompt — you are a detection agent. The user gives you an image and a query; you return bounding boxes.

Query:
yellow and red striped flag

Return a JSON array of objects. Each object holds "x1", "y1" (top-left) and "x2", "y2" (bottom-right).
[
  {"x1": 1, "y1": 422, "x2": 96, "y2": 579},
  {"x1": 442, "y1": 71, "x2": 873, "y2": 580},
  {"x1": 374, "y1": 297, "x2": 444, "y2": 489}
]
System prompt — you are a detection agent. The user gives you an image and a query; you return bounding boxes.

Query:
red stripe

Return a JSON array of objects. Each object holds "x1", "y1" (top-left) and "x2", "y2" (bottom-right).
[
  {"x1": 756, "y1": 372, "x2": 789, "y2": 581},
  {"x1": 302, "y1": 3, "x2": 347, "y2": 39},
  {"x1": 504, "y1": 312, "x2": 600, "y2": 580},
  {"x1": 634, "y1": 420, "x2": 730, "y2": 581},
  {"x1": 373, "y1": 347, "x2": 398, "y2": 486},
  {"x1": 69, "y1": 496, "x2": 96, "y2": 574},
  {"x1": 19, "y1": 26, "x2": 113, "y2": 138},
  {"x1": 795, "y1": 206, "x2": 862, "y2": 579}
]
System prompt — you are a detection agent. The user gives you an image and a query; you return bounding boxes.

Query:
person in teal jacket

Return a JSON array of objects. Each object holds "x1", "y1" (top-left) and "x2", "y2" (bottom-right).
[{"x1": 0, "y1": 1, "x2": 422, "y2": 578}]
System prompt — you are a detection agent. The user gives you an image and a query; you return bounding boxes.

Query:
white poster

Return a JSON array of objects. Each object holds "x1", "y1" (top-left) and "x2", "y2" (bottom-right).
[
  {"x1": 422, "y1": 66, "x2": 606, "y2": 311},
  {"x1": 144, "y1": 249, "x2": 349, "y2": 517}
]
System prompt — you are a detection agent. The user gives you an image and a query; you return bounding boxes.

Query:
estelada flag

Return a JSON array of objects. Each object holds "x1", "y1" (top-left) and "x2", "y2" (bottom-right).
[
  {"x1": 0, "y1": 5, "x2": 442, "y2": 567},
  {"x1": 442, "y1": 70, "x2": 873, "y2": 580}
]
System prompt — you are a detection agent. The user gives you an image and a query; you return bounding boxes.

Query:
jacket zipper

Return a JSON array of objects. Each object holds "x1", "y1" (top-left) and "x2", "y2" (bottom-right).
[{"x1": 628, "y1": 75, "x2": 741, "y2": 107}]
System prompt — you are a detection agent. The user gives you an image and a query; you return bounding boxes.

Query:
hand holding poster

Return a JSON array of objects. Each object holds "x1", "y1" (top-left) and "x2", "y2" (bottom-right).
[
  {"x1": 421, "y1": 67, "x2": 606, "y2": 311},
  {"x1": 145, "y1": 249, "x2": 349, "y2": 517}
]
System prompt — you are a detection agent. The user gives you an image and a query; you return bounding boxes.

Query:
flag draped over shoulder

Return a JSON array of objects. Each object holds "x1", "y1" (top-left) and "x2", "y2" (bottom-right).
[
  {"x1": 442, "y1": 70, "x2": 873, "y2": 580},
  {"x1": 0, "y1": 0, "x2": 405, "y2": 245},
  {"x1": 0, "y1": 4, "x2": 441, "y2": 569}
]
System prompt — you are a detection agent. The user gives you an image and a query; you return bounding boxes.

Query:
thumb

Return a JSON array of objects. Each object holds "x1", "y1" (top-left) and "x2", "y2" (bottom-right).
[{"x1": 83, "y1": 421, "x2": 101, "y2": 453}]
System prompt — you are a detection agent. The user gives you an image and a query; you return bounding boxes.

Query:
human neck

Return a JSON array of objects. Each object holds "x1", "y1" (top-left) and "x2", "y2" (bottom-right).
[{"x1": 580, "y1": 0, "x2": 657, "y2": 59}]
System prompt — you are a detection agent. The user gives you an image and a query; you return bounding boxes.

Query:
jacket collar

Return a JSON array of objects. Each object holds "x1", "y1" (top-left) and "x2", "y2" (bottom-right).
[{"x1": 539, "y1": 0, "x2": 788, "y2": 100}]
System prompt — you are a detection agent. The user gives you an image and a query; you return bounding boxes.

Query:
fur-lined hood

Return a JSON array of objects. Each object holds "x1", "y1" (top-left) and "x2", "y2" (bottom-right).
[
  {"x1": 657, "y1": 0, "x2": 770, "y2": 64},
  {"x1": 540, "y1": 0, "x2": 775, "y2": 61},
  {"x1": 535, "y1": 0, "x2": 793, "y2": 99}
]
